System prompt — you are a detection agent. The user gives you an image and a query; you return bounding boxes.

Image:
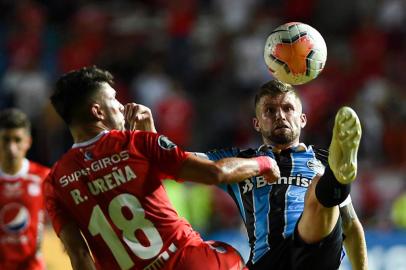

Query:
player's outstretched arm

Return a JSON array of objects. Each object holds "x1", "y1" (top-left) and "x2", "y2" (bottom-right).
[
  {"x1": 124, "y1": 103, "x2": 157, "y2": 132},
  {"x1": 340, "y1": 202, "x2": 368, "y2": 270},
  {"x1": 177, "y1": 154, "x2": 280, "y2": 185},
  {"x1": 59, "y1": 222, "x2": 97, "y2": 270}
]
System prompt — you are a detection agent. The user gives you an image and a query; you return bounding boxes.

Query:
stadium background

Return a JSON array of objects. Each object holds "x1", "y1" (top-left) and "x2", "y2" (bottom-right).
[{"x1": 0, "y1": 0, "x2": 405, "y2": 269}]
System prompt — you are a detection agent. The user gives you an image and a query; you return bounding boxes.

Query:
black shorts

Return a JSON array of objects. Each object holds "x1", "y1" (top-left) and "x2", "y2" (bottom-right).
[{"x1": 247, "y1": 217, "x2": 344, "y2": 270}]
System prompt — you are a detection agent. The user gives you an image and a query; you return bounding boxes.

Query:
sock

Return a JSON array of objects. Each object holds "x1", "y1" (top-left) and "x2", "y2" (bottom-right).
[{"x1": 315, "y1": 166, "x2": 351, "y2": 208}]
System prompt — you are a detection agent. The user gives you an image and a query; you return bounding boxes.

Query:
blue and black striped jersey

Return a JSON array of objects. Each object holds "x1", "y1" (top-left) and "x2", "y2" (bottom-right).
[{"x1": 205, "y1": 144, "x2": 326, "y2": 264}]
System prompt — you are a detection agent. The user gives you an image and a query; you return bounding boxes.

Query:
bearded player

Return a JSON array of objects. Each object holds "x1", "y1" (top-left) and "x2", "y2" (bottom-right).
[{"x1": 0, "y1": 109, "x2": 50, "y2": 270}]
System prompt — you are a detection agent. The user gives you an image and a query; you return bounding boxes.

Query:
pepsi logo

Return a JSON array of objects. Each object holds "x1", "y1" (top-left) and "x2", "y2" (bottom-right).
[{"x1": 0, "y1": 203, "x2": 30, "y2": 233}]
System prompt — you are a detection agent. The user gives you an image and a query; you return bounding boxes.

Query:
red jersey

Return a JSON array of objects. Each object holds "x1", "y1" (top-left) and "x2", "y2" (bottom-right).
[
  {"x1": 45, "y1": 130, "x2": 201, "y2": 270},
  {"x1": 0, "y1": 159, "x2": 50, "y2": 270}
]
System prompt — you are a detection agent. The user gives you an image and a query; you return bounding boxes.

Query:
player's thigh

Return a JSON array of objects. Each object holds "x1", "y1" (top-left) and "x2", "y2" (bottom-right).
[
  {"x1": 291, "y1": 217, "x2": 344, "y2": 270},
  {"x1": 174, "y1": 240, "x2": 246, "y2": 270},
  {"x1": 299, "y1": 177, "x2": 340, "y2": 243}
]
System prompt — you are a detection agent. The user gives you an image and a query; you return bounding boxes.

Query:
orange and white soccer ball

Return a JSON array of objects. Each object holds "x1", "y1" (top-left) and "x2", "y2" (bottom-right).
[{"x1": 264, "y1": 22, "x2": 327, "y2": 85}]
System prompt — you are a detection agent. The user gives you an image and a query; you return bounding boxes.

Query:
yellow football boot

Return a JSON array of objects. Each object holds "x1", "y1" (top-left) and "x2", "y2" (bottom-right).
[{"x1": 328, "y1": 106, "x2": 362, "y2": 184}]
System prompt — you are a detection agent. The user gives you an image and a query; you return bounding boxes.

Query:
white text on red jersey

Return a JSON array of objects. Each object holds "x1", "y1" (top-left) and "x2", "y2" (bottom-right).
[{"x1": 59, "y1": 150, "x2": 130, "y2": 187}]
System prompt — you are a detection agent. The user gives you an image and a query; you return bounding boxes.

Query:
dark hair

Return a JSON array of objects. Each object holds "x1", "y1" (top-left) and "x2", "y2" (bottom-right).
[
  {"x1": 0, "y1": 108, "x2": 31, "y2": 133},
  {"x1": 254, "y1": 79, "x2": 300, "y2": 108},
  {"x1": 51, "y1": 66, "x2": 114, "y2": 125}
]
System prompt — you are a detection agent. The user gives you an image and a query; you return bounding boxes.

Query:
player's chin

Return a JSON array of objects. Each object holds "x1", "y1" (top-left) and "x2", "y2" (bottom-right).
[
  {"x1": 272, "y1": 128, "x2": 290, "y2": 137},
  {"x1": 274, "y1": 126, "x2": 290, "y2": 132},
  {"x1": 270, "y1": 133, "x2": 292, "y2": 145}
]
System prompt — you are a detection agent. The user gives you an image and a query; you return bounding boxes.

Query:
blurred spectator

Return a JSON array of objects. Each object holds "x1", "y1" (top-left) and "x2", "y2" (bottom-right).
[
  {"x1": 378, "y1": 0, "x2": 405, "y2": 30},
  {"x1": 350, "y1": 16, "x2": 388, "y2": 84},
  {"x1": 231, "y1": 15, "x2": 271, "y2": 92},
  {"x1": 156, "y1": 80, "x2": 194, "y2": 148},
  {"x1": 1, "y1": 1, "x2": 49, "y2": 119},
  {"x1": 1, "y1": 53, "x2": 50, "y2": 121},
  {"x1": 130, "y1": 61, "x2": 171, "y2": 112},
  {"x1": 355, "y1": 78, "x2": 387, "y2": 166},
  {"x1": 213, "y1": 0, "x2": 259, "y2": 34},
  {"x1": 166, "y1": 0, "x2": 197, "y2": 84},
  {"x1": 58, "y1": 4, "x2": 108, "y2": 72}
]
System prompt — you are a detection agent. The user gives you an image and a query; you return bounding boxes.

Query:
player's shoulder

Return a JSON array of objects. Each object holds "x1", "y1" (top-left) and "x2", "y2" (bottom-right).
[
  {"x1": 87, "y1": 130, "x2": 133, "y2": 154},
  {"x1": 109, "y1": 130, "x2": 159, "y2": 143},
  {"x1": 28, "y1": 160, "x2": 50, "y2": 177},
  {"x1": 237, "y1": 148, "x2": 258, "y2": 158},
  {"x1": 310, "y1": 145, "x2": 329, "y2": 165},
  {"x1": 100, "y1": 129, "x2": 148, "y2": 143},
  {"x1": 102, "y1": 130, "x2": 130, "y2": 143},
  {"x1": 107, "y1": 129, "x2": 127, "y2": 138},
  {"x1": 206, "y1": 147, "x2": 257, "y2": 159},
  {"x1": 206, "y1": 147, "x2": 238, "y2": 157},
  {"x1": 47, "y1": 147, "x2": 80, "y2": 179},
  {"x1": 47, "y1": 159, "x2": 63, "y2": 180},
  {"x1": 310, "y1": 144, "x2": 329, "y2": 154},
  {"x1": 126, "y1": 130, "x2": 175, "y2": 150}
]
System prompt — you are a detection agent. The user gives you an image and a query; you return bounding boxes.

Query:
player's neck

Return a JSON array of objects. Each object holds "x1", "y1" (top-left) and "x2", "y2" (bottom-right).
[
  {"x1": 264, "y1": 139, "x2": 300, "y2": 153},
  {"x1": 70, "y1": 124, "x2": 107, "y2": 144},
  {"x1": 0, "y1": 159, "x2": 24, "y2": 175}
]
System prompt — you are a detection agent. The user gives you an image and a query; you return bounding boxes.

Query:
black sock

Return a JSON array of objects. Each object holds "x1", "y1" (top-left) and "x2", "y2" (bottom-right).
[{"x1": 315, "y1": 166, "x2": 351, "y2": 208}]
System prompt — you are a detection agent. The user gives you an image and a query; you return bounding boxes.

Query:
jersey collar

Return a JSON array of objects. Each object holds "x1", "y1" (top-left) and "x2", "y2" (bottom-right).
[
  {"x1": 258, "y1": 143, "x2": 308, "y2": 153},
  {"x1": 72, "y1": 130, "x2": 109, "y2": 149},
  {"x1": 0, "y1": 158, "x2": 29, "y2": 179}
]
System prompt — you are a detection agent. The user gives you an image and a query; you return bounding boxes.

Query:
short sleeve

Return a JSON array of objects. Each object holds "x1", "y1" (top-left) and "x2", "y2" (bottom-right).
[
  {"x1": 205, "y1": 148, "x2": 241, "y2": 190},
  {"x1": 132, "y1": 131, "x2": 190, "y2": 179},
  {"x1": 205, "y1": 147, "x2": 241, "y2": 161},
  {"x1": 43, "y1": 174, "x2": 71, "y2": 236}
]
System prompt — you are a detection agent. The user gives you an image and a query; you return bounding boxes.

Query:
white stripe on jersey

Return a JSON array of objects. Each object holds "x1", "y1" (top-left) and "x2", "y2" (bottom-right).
[{"x1": 339, "y1": 195, "x2": 352, "y2": 208}]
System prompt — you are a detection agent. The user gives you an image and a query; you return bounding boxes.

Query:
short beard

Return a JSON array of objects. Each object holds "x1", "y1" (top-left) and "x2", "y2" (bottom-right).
[{"x1": 266, "y1": 129, "x2": 297, "y2": 145}]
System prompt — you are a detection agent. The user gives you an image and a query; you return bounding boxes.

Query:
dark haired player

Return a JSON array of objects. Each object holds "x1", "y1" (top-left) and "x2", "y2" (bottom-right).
[
  {"x1": 0, "y1": 108, "x2": 50, "y2": 270},
  {"x1": 44, "y1": 66, "x2": 281, "y2": 270}
]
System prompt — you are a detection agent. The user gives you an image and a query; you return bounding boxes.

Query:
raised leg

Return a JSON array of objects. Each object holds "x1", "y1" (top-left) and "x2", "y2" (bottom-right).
[{"x1": 298, "y1": 107, "x2": 362, "y2": 244}]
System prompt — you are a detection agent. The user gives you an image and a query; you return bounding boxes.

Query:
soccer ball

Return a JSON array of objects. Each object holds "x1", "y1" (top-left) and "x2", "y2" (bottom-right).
[{"x1": 264, "y1": 22, "x2": 327, "y2": 85}]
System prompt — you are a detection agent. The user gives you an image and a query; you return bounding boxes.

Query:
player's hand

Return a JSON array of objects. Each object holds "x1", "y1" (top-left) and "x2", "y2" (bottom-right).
[
  {"x1": 124, "y1": 103, "x2": 157, "y2": 133},
  {"x1": 263, "y1": 157, "x2": 280, "y2": 183}
]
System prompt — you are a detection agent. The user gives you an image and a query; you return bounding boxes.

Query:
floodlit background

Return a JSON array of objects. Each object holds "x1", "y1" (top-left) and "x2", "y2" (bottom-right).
[{"x1": 0, "y1": 0, "x2": 405, "y2": 269}]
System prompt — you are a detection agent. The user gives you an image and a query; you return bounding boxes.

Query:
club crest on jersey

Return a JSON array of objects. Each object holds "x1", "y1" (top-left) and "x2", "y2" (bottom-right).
[
  {"x1": 307, "y1": 158, "x2": 325, "y2": 175},
  {"x1": 158, "y1": 135, "x2": 176, "y2": 150},
  {"x1": 208, "y1": 243, "x2": 227, "y2": 254},
  {"x1": 0, "y1": 203, "x2": 30, "y2": 233},
  {"x1": 84, "y1": 151, "x2": 94, "y2": 161}
]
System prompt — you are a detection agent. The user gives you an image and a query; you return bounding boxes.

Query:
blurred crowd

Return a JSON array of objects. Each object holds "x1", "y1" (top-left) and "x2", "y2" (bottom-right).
[{"x1": 0, "y1": 0, "x2": 405, "y2": 233}]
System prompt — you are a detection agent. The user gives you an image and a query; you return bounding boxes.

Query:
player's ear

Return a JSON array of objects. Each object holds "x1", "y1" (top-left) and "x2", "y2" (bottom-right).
[
  {"x1": 300, "y1": 113, "x2": 307, "y2": 128},
  {"x1": 28, "y1": 135, "x2": 32, "y2": 149},
  {"x1": 91, "y1": 104, "x2": 104, "y2": 121},
  {"x1": 24, "y1": 133, "x2": 32, "y2": 151},
  {"x1": 253, "y1": 117, "x2": 261, "y2": 132}
]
